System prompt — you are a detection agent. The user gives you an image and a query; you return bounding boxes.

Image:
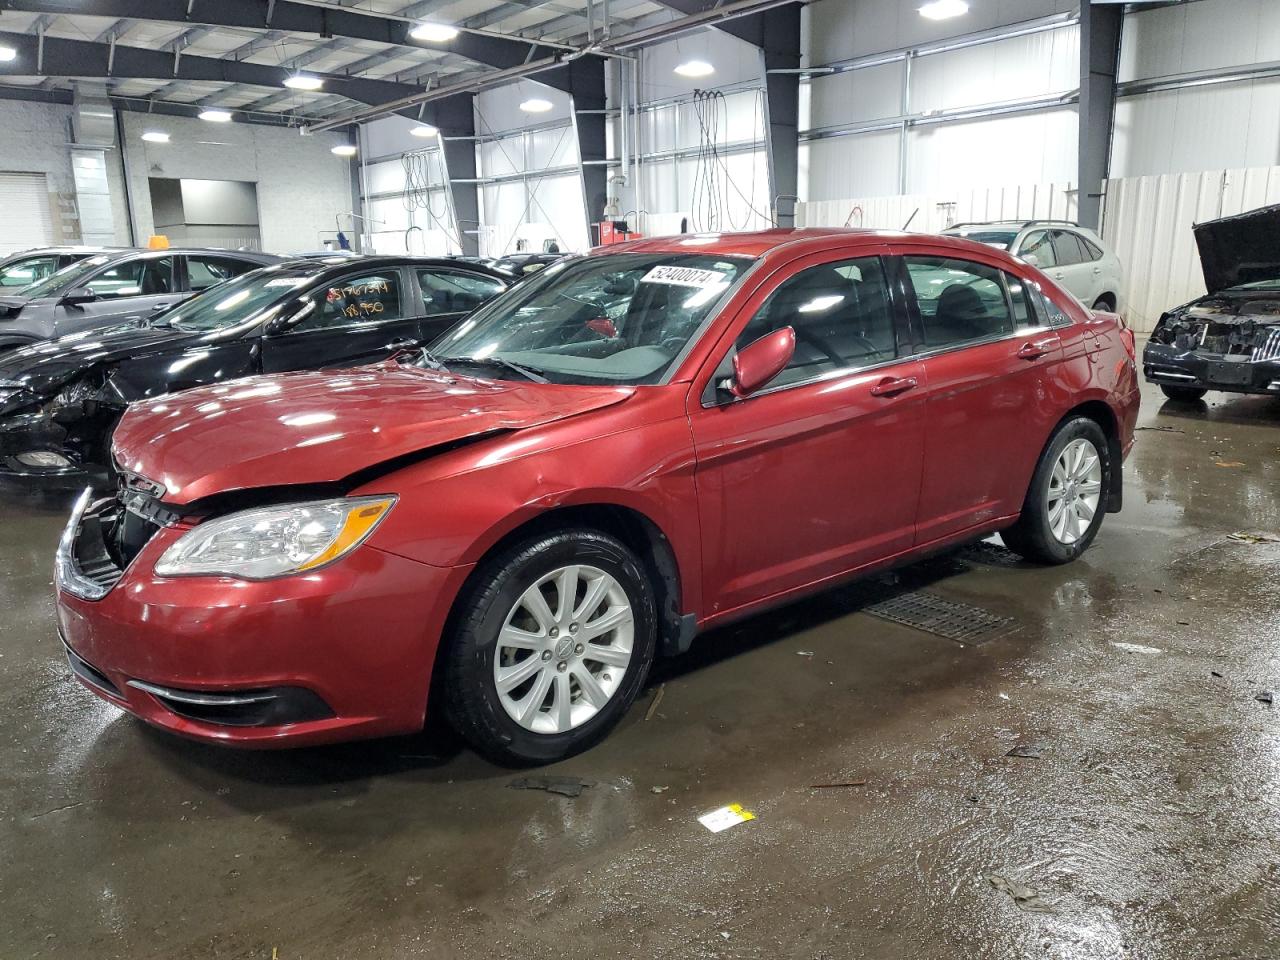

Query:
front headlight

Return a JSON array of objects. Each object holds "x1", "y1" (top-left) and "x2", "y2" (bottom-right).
[{"x1": 154, "y1": 495, "x2": 396, "y2": 580}]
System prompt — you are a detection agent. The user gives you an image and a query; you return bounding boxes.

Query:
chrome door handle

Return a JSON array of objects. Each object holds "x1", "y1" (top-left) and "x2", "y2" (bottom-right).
[
  {"x1": 384, "y1": 338, "x2": 419, "y2": 351},
  {"x1": 869, "y1": 376, "x2": 918, "y2": 397},
  {"x1": 1016, "y1": 339, "x2": 1055, "y2": 360}
]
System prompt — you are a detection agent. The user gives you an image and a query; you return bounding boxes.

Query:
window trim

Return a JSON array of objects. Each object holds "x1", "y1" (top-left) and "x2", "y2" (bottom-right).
[{"x1": 701, "y1": 253, "x2": 910, "y2": 407}]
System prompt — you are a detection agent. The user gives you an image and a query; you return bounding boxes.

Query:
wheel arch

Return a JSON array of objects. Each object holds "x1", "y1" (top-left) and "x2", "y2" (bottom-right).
[
  {"x1": 1058, "y1": 398, "x2": 1123, "y2": 512},
  {"x1": 444, "y1": 501, "x2": 690, "y2": 667}
]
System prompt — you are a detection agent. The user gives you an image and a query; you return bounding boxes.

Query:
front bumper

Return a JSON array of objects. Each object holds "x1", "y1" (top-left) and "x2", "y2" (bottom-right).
[
  {"x1": 1143, "y1": 342, "x2": 1280, "y2": 395},
  {"x1": 0, "y1": 409, "x2": 105, "y2": 484},
  {"x1": 55, "y1": 494, "x2": 473, "y2": 748}
]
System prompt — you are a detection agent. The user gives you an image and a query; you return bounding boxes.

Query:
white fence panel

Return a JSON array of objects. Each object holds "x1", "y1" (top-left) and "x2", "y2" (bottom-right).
[
  {"x1": 796, "y1": 181, "x2": 1077, "y2": 234},
  {"x1": 1100, "y1": 165, "x2": 1280, "y2": 331}
]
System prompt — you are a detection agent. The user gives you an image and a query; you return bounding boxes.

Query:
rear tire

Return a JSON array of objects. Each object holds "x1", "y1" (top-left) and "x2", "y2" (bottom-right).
[
  {"x1": 1000, "y1": 417, "x2": 1111, "y2": 565},
  {"x1": 442, "y1": 528, "x2": 657, "y2": 766},
  {"x1": 1160, "y1": 384, "x2": 1207, "y2": 403},
  {"x1": 1091, "y1": 295, "x2": 1115, "y2": 312}
]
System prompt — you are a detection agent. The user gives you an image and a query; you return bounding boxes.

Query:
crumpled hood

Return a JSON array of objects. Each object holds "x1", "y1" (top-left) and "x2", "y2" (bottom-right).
[
  {"x1": 0, "y1": 323, "x2": 204, "y2": 400},
  {"x1": 113, "y1": 364, "x2": 635, "y2": 504},
  {"x1": 1195, "y1": 204, "x2": 1280, "y2": 293}
]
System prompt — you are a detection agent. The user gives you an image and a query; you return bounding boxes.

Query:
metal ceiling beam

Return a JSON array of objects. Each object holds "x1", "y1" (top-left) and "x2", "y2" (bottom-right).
[
  {"x1": 647, "y1": 0, "x2": 800, "y2": 46},
  {"x1": 1, "y1": 0, "x2": 591, "y2": 89},
  {"x1": 0, "y1": 29, "x2": 423, "y2": 108}
]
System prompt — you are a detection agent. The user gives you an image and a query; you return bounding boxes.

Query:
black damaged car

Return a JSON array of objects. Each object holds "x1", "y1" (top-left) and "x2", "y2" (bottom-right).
[
  {"x1": 0, "y1": 255, "x2": 508, "y2": 481},
  {"x1": 1144, "y1": 204, "x2": 1280, "y2": 402}
]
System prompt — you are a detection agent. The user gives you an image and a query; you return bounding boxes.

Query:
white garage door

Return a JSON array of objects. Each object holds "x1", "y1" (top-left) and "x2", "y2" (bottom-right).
[{"x1": 0, "y1": 172, "x2": 55, "y2": 255}]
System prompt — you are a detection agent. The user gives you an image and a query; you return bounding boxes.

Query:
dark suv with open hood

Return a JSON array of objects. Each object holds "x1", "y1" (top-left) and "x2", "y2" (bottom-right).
[{"x1": 1144, "y1": 204, "x2": 1280, "y2": 402}]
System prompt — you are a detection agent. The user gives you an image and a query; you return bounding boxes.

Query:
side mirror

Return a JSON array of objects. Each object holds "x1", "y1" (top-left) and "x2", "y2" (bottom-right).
[
  {"x1": 60, "y1": 287, "x2": 98, "y2": 306},
  {"x1": 1020, "y1": 252, "x2": 1041, "y2": 268},
  {"x1": 725, "y1": 327, "x2": 795, "y2": 399},
  {"x1": 265, "y1": 300, "x2": 315, "y2": 336}
]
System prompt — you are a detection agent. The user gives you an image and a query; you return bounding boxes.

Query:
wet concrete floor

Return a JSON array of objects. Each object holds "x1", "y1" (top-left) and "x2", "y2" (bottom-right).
[{"x1": 2, "y1": 378, "x2": 1279, "y2": 959}]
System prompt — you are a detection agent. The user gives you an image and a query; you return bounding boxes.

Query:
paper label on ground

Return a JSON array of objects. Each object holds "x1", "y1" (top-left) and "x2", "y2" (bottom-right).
[
  {"x1": 698, "y1": 803, "x2": 756, "y2": 833},
  {"x1": 641, "y1": 265, "x2": 725, "y2": 288}
]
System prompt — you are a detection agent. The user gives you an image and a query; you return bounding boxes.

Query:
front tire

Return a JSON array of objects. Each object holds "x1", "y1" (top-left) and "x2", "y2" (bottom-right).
[
  {"x1": 1160, "y1": 384, "x2": 1207, "y2": 403},
  {"x1": 442, "y1": 528, "x2": 657, "y2": 766},
  {"x1": 1000, "y1": 417, "x2": 1111, "y2": 564}
]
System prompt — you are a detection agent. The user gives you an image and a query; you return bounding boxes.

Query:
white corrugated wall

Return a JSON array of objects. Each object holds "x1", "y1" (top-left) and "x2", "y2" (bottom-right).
[
  {"x1": 796, "y1": 180, "x2": 1077, "y2": 234},
  {"x1": 1100, "y1": 166, "x2": 1280, "y2": 332}
]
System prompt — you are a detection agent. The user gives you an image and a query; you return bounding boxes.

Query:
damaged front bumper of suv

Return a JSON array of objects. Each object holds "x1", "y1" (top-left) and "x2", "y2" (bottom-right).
[{"x1": 1143, "y1": 310, "x2": 1280, "y2": 396}]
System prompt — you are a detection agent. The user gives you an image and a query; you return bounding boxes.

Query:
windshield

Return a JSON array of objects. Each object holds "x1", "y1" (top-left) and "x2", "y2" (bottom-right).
[
  {"x1": 948, "y1": 230, "x2": 1018, "y2": 249},
  {"x1": 164, "y1": 266, "x2": 317, "y2": 331},
  {"x1": 17, "y1": 255, "x2": 112, "y2": 299},
  {"x1": 432, "y1": 253, "x2": 753, "y2": 385}
]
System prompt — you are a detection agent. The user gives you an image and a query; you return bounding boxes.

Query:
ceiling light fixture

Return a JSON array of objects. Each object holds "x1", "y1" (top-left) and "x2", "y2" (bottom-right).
[
  {"x1": 141, "y1": 131, "x2": 171, "y2": 144},
  {"x1": 919, "y1": 0, "x2": 969, "y2": 20},
  {"x1": 674, "y1": 59, "x2": 715, "y2": 78},
  {"x1": 283, "y1": 74, "x2": 324, "y2": 91},
  {"x1": 198, "y1": 109, "x2": 233, "y2": 122},
  {"x1": 410, "y1": 124, "x2": 439, "y2": 137},
  {"x1": 0, "y1": 46, "x2": 15, "y2": 63},
  {"x1": 410, "y1": 22, "x2": 460, "y2": 42},
  {"x1": 331, "y1": 144, "x2": 358, "y2": 157},
  {"x1": 519, "y1": 97, "x2": 553, "y2": 113}
]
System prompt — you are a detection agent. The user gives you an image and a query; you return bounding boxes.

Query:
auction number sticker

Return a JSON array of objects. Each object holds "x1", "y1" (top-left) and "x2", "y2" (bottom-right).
[{"x1": 641, "y1": 265, "x2": 726, "y2": 288}]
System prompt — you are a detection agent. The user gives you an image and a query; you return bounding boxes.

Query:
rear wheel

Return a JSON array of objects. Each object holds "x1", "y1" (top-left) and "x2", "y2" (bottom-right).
[
  {"x1": 1160, "y1": 384, "x2": 1207, "y2": 403},
  {"x1": 442, "y1": 528, "x2": 657, "y2": 766},
  {"x1": 1091, "y1": 295, "x2": 1115, "y2": 312},
  {"x1": 1001, "y1": 417, "x2": 1111, "y2": 564}
]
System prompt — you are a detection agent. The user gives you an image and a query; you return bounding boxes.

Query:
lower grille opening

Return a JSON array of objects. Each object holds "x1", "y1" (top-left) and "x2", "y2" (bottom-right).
[
  {"x1": 126, "y1": 680, "x2": 334, "y2": 728},
  {"x1": 66, "y1": 646, "x2": 123, "y2": 698}
]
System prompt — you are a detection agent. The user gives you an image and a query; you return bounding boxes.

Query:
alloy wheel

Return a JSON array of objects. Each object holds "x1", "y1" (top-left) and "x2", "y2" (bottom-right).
[
  {"x1": 492, "y1": 564, "x2": 634, "y2": 735},
  {"x1": 1046, "y1": 437, "x2": 1103, "y2": 545}
]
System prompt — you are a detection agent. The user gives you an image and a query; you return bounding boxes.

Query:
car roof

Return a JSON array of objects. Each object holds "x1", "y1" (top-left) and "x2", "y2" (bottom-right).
[
  {"x1": 270, "y1": 254, "x2": 512, "y2": 279},
  {"x1": 592, "y1": 227, "x2": 1021, "y2": 259}
]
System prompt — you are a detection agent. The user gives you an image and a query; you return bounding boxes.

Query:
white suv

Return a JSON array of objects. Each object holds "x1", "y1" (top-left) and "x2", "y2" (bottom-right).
[{"x1": 941, "y1": 220, "x2": 1124, "y2": 313}]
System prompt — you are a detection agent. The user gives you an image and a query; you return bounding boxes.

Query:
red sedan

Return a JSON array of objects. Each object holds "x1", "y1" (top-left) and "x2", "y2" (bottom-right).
[{"x1": 55, "y1": 229, "x2": 1139, "y2": 764}]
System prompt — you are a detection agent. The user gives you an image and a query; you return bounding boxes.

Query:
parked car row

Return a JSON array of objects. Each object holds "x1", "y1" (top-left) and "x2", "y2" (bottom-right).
[
  {"x1": 45, "y1": 227, "x2": 1140, "y2": 764},
  {"x1": 0, "y1": 255, "x2": 510, "y2": 478}
]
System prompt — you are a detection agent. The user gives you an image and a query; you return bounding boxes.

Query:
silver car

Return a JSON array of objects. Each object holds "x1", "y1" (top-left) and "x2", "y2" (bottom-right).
[
  {"x1": 0, "y1": 248, "x2": 283, "y2": 351},
  {"x1": 941, "y1": 220, "x2": 1125, "y2": 313}
]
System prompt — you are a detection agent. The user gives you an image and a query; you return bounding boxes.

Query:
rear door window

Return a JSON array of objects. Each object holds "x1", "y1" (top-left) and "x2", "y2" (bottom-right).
[
  {"x1": 1051, "y1": 231, "x2": 1087, "y2": 266},
  {"x1": 187, "y1": 255, "x2": 259, "y2": 292},
  {"x1": 416, "y1": 268, "x2": 505, "y2": 317},
  {"x1": 904, "y1": 256, "x2": 1014, "y2": 349}
]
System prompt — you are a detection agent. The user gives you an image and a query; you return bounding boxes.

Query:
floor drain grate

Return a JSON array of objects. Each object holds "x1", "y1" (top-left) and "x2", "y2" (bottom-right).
[
  {"x1": 957, "y1": 541, "x2": 1027, "y2": 569},
  {"x1": 856, "y1": 590, "x2": 1017, "y2": 646}
]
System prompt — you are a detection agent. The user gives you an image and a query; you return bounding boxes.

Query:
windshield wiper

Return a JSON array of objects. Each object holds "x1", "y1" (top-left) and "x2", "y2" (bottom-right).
[{"x1": 441, "y1": 354, "x2": 549, "y2": 383}]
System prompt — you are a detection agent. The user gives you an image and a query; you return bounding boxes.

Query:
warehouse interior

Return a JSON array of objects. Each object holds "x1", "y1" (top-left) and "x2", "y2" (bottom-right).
[{"x1": 1, "y1": 1, "x2": 1279, "y2": 957}]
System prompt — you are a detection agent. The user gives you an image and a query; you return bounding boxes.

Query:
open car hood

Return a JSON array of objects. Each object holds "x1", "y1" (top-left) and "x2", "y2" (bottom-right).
[
  {"x1": 112, "y1": 364, "x2": 634, "y2": 505},
  {"x1": 1194, "y1": 204, "x2": 1280, "y2": 294}
]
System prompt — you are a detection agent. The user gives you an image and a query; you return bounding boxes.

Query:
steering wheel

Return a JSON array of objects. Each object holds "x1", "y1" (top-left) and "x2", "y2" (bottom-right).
[{"x1": 792, "y1": 326, "x2": 845, "y2": 366}]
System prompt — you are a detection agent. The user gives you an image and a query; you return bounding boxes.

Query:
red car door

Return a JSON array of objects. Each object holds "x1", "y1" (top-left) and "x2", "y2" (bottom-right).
[
  {"x1": 900, "y1": 250, "x2": 1064, "y2": 546},
  {"x1": 689, "y1": 252, "x2": 925, "y2": 620}
]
